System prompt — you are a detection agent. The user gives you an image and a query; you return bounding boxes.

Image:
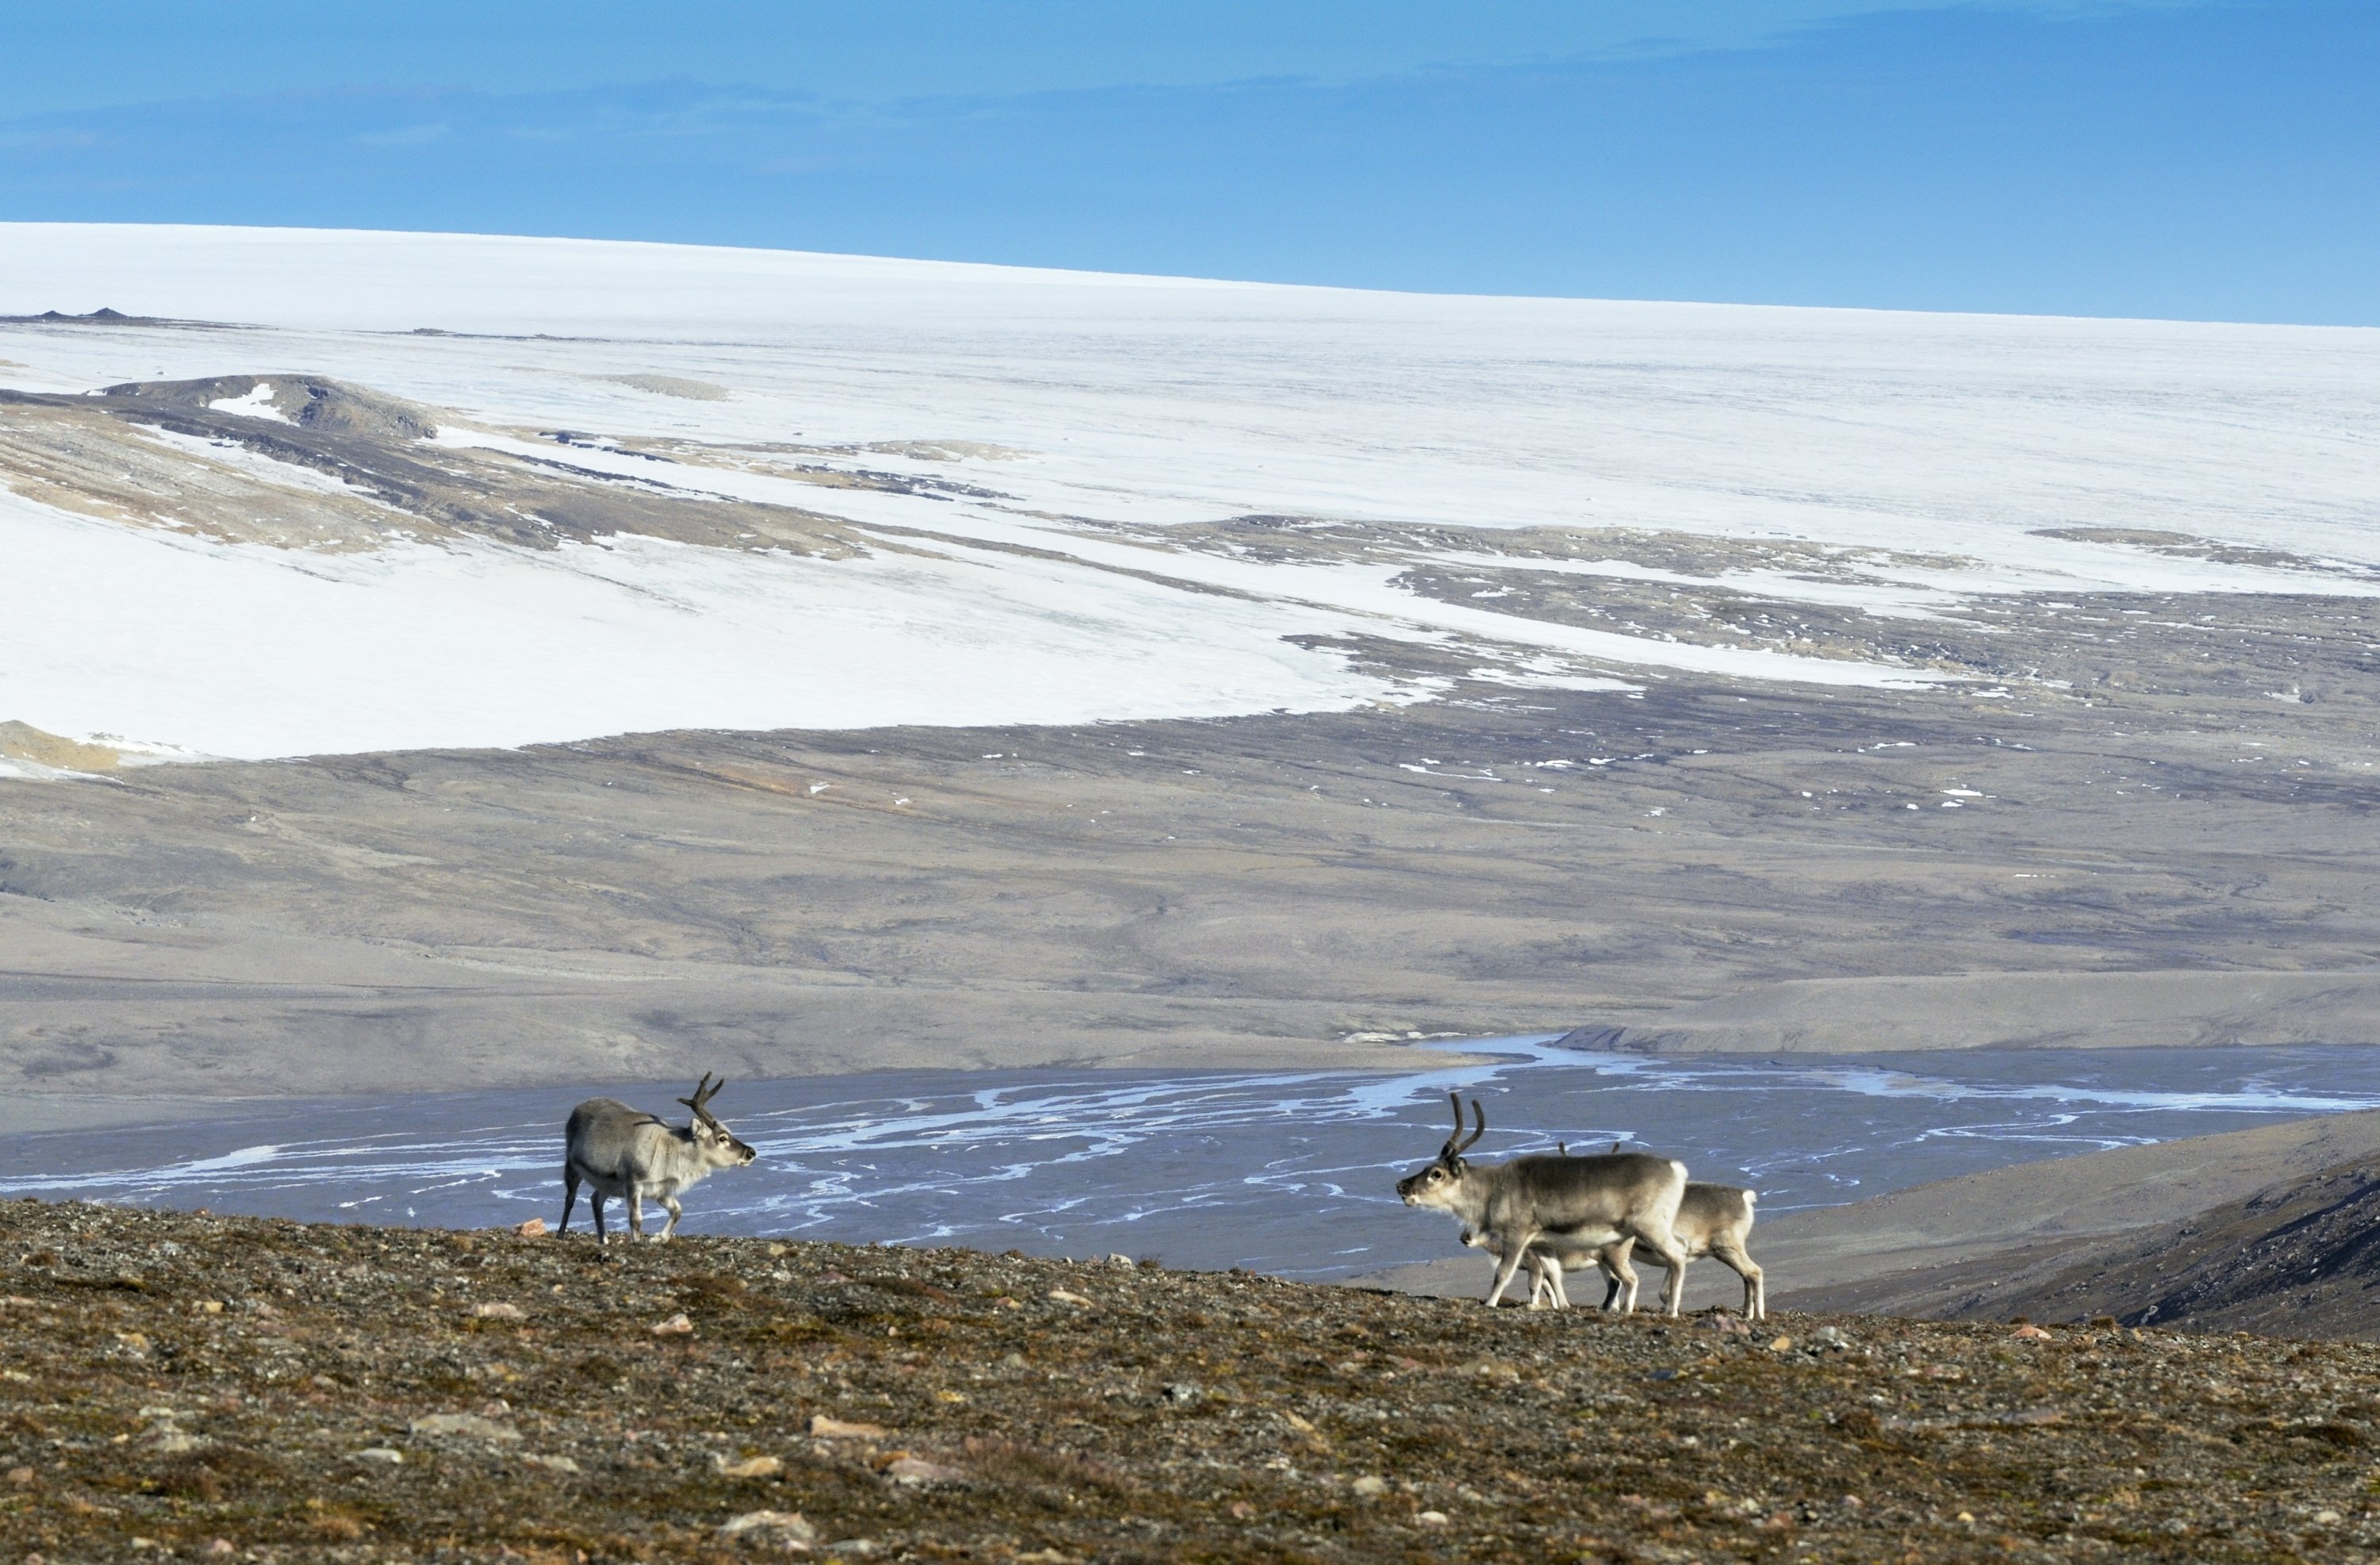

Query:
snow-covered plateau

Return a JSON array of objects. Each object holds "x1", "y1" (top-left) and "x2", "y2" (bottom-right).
[{"x1": 2, "y1": 222, "x2": 2375, "y2": 764}]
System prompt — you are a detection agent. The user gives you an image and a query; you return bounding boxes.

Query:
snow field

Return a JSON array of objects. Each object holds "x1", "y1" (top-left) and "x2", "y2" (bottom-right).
[{"x1": 2, "y1": 224, "x2": 2376, "y2": 761}]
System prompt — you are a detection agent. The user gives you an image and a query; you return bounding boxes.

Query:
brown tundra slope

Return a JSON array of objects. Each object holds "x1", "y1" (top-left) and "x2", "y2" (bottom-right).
[{"x1": 10, "y1": 1199, "x2": 2380, "y2": 1563}]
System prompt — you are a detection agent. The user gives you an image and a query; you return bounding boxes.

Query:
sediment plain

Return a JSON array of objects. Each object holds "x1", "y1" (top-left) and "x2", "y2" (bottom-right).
[{"x1": 4, "y1": 576, "x2": 2377, "y2": 1102}]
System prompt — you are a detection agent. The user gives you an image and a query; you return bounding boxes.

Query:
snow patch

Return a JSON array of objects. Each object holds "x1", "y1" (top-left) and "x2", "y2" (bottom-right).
[{"x1": 204, "y1": 382, "x2": 290, "y2": 422}]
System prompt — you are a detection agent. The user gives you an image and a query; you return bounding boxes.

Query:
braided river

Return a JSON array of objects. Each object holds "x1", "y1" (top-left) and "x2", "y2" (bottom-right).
[{"x1": 8, "y1": 1038, "x2": 2380, "y2": 1279}]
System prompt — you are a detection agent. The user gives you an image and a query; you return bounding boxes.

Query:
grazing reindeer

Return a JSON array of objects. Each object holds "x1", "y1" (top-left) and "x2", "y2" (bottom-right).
[
  {"x1": 559, "y1": 1073, "x2": 756, "y2": 1243},
  {"x1": 1397, "y1": 1095, "x2": 1690, "y2": 1314},
  {"x1": 1506, "y1": 1183, "x2": 1766, "y2": 1320}
]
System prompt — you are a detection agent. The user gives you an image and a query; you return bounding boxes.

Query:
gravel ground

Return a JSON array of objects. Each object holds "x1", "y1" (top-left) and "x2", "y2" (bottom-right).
[{"x1": 7, "y1": 1199, "x2": 2380, "y2": 1563}]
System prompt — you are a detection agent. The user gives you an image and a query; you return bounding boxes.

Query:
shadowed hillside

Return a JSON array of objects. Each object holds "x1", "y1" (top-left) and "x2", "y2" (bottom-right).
[{"x1": 1982, "y1": 1155, "x2": 2380, "y2": 1339}]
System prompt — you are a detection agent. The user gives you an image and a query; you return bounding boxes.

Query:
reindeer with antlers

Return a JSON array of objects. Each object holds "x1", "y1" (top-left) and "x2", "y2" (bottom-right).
[
  {"x1": 1398, "y1": 1094, "x2": 1691, "y2": 1314},
  {"x1": 559, "y1": 1073, "x2": 757, "y2": 1243}
]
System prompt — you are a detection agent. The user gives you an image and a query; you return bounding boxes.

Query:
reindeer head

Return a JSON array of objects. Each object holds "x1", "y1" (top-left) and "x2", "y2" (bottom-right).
[
  {"x1": 1395, "y1": 1093, "x2": 1485, "y2": 1210},
  {"x1": 678, "y1": 1073, "x2": 758, "y2": 1168}
]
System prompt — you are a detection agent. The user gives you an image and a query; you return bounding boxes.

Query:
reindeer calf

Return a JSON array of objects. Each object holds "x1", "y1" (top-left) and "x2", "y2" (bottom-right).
[{"x1": 1505, "y1": 1182, "x2": 1765, "y2": 1319}]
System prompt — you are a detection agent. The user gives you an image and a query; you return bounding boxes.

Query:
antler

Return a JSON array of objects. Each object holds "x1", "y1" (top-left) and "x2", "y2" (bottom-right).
[
  {"x1": 1438, "y1": 1092, "x2": 1488, "y2": 1160},
  {"x1": 1458, "y1": 1096, "x2": 1487, "y2": 1154},
  {"x1": 678, "y1": 1072, "x2": 725, "y2": 1122}
]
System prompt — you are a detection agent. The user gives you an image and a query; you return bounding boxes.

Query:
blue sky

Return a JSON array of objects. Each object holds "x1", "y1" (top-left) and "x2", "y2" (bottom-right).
[{"x1": 2, "y1": 1, "x2": 2373, "y2": 323}]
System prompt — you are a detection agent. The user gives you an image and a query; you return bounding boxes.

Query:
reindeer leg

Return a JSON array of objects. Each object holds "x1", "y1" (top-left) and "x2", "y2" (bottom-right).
[
  {"x1": 627, "y1": 1181, "x2": 647, "y2": 1240},
  {"x1": 1483, "y1": 1229, "x2": 1535, "y2": 1309},
  {"x1": 1599, "y1": 1241, "x2": 1640, "y2": 1314},
  {"x1": 1635, "y1": 1225, "x2": 1691, "y2": 1317},
  {"x1": 658, "y1": 1195, "x2": 684, "y2": 1242},
  {"x1": 559, "y1": 1167, "x2": 579, "y2": 1235},
  {"x1": 1526, "y1": 1250, "x2": 1569, "y2": 1310},
  {"x1": 1525, "y1": 1253, "x2": 1551, "y2": 1310},
  {"x1": 1712, "y1": 1242, "x2": 1764, "y2": 1321},
  {"x1": 589, "y1": 1191, "x2": 608, "y2": 1245}
]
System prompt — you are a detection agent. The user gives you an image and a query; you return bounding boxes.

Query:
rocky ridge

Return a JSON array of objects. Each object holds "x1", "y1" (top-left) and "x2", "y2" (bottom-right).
[{"x1": 8, "y1": 1200, "x2": 2380, "y2": 1562}]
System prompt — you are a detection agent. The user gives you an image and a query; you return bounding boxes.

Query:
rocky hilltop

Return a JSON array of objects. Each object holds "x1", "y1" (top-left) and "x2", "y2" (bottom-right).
[{"x1": 6, "y1": 1199, "x2": 2380, "y2": 1563}]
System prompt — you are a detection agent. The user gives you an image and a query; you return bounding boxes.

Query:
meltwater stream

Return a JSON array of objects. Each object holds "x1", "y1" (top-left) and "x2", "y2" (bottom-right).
[{"x1": 7, "y1": 1038, "x2": 2380, "y2": 1279}]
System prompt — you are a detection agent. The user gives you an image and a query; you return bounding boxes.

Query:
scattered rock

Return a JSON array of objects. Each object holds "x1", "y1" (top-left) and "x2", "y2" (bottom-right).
[
  {"x1": 514, "y1": 1217, "x2": 550, "y2": 1237},
  {"x1": 1046, "y1": 1290, "x2": 1095, "y2": 1306},
  {"x1": 883, "y1": 1454, "x2": 962, "y2": 1485},
  {"x1": 1767, "y1": 1335, "x2": 1794, "y2": 1352},
  {"x1": 521, "y1": 1452, "x2": 581, "y2": 1473},
  {"x1": 1701, "y1": 1312, "x2": 1752, "y2": 1336},
  {"x1": 1416, "y1": 1509, "x2": 1451, "y2": 1526},
  {"x1": 715, "y1": 1453, "x2": 783, "y2": 1479},
  {"x1": 716, "y1": 1509, "x2": 816, "y2": 1542},
  {"x1": 354, "y1": 1448, "x2": 404, "y2": 1465},
  {"x1": 1164, "y1": 1383, "x2": 1201, "y2": 1404},
  {"x1": 409, "y1": 1413, "x2": 520, "y2": 1443},
  {"x1": 808, "y1": 1415, "x2": 889, "y2": 1440},
  {"x1": 2013, "y1": 1323, "x2": 2054, "y2": 1340},
  {"x1": 473, "y1": 1301, "x2": 526, "y2": 1320},
  {"x1": 1351, "y1": 1475, "x2": 1388, "y2": 1497},
  {"x1": 651, "y1": 1312, "x2": 695, "y2": 1336}
]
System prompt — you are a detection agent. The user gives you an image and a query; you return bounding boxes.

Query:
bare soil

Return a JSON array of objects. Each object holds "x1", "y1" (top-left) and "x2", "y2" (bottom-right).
[{"x1": 6, "y1": 621, "x2": 2380, "y2": 1099}]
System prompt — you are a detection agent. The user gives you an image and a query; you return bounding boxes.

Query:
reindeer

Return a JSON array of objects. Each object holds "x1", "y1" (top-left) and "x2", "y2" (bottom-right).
[
  {"x1": 1499, "y1": 1183, "x2": 1765, "y2": 1320},
  {"x1": 1397, "y1": 1095, "x2": 1690, "y2": 1314},
  {"x1": 559, "y1": 1073, "x2": 756, "y2": 1243}
]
